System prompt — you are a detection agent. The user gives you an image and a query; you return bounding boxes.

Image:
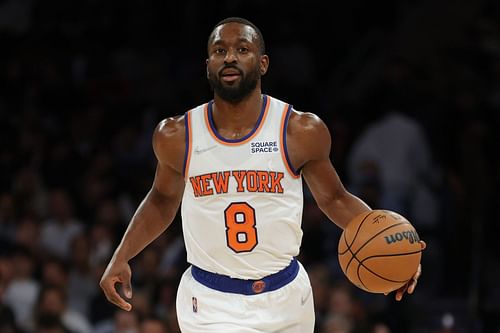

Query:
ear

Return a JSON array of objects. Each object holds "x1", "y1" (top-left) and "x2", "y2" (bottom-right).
[
  {"x1": 206, "y1": 59, "x2": 210, "y2": 79},
  {"x1": 260, "y1": 55, "x2": 269, "y2": 76}
]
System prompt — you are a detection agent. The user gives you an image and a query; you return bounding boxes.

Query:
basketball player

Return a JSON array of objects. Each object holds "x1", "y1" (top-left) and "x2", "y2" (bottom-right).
[{"x1": 99, "y1": 17, "x2": 426, "y2": 332}]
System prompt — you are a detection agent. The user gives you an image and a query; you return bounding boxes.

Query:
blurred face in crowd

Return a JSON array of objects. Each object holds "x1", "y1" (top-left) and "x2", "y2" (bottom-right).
[
  {"x1": 206, "y1": 22, "x2": 268, "y2": 103},
  {"x1": 38, "y1": 288, "x2": 66, "y2": 315},
  {"x1": 0, "y1": 256, "x2": 12, "y2": 289},
  {"x1": 48, "y1": 190, "x2": 74, "y2": 222},
  {"x1": 41, "y1": 260, "x2": 67, "y2": 287},
  {"x1": 140, "y1": 319, "x2": 167, "y2": 333},
  {"x1": 114, "y1": 310, "x2": 139, "y2": 333},
  {"x1": 329, "y1": 285, "x2": 354, "y2": 317},
  {"x1": 12, "y1": 251, "x2": 35, "y2": 278}
]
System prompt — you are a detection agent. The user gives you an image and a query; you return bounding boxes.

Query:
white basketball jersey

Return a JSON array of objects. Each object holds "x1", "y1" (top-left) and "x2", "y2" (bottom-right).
[{"x1": 181, "y1": 95, "x2": 304, "y2": 279}]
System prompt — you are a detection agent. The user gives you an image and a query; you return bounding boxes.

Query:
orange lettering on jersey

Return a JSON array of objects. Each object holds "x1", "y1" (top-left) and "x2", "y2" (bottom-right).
[
  {"x1": 232, "y1": 170, "x2": 247, "y2": 192},
  {"x1": 257, "y1": 171, "x2": 270, "y2": 192},
  {"x1": 189, "y1": 176, "x2": 203, "y2": 197},
  {"x1": 211, "y1": 171, "x2": 230, "y2": 194},
  {"x1": 246, "y1": 171, "x2": 258, "y2": 192},
  {"x1": 200, "y1": 174, "x2": 214, "y2": 196},
  {"x1": 191, "y1": 170, "x2": 285, "y2": 196},
  {"x1": 269, "y1": 172, "x2": 284, "y2": 193}
]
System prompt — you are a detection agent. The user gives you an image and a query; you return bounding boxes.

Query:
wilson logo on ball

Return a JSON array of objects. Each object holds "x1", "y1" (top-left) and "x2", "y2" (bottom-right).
[{"x1": 384, "y1": 230, "x2": 420, "y2": 244}]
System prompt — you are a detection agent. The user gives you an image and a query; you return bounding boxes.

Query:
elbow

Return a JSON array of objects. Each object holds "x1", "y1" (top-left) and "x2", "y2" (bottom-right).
[
  {"x1": 314, "y1": 193, "x2": 339, "y2": 217},
  {"x1": 315, "y1": 186, "x2": 348, "y2": 212}
]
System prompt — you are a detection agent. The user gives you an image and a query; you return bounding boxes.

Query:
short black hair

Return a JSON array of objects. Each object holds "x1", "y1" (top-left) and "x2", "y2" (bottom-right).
[{"x1": 208, "y1": 17, "x2": 266, "y2": 54}]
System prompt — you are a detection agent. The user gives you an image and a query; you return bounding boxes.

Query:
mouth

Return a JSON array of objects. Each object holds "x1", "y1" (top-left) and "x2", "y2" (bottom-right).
[{"x1": 220, "y1": 67, "x2": 242, "y2": 82}]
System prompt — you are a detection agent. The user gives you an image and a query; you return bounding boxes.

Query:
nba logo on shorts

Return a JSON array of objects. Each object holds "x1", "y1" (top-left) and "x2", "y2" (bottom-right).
[{"x1": 192, "y1": 297, "x2": 198, "y2": 313}]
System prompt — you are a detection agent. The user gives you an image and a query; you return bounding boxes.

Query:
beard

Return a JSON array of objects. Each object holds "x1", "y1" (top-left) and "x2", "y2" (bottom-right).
[{"x1": 208, "y1": 65, "x2": 260, "y2": 103}]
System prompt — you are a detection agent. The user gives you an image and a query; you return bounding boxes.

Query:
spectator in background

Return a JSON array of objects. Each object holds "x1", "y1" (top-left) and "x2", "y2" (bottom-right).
[
  {"x1": 14, "y1": 216, "x2": 42, "y2": 255},
  {"x1": 41, "y1": 257, "x2": 69, "y2": 289},
  {"x1": 35, "y1": 284, "x2": 92, "y2": 333},
  {"x1": 371, "y1": 323, "x2": 392, "y2": 333},
  {"x1": 307, "y1": 263, "x2": 335, "y2": 332},
  {"x1": 40, "y1": 189, "x2": 84, "y2": 260},
  {"x1": 35, "y1": 314, "x2": 70, "y2": 333},
  {"x1": 140, "y1": 317, "x2": 169, "y2": 333},
  {"x1": 322, "y1": 314, "x2": 352, "y2": 333},
  {"x1": 93, "y1": 309, "x2": 140, "y2": 333},
  {"x1": 2, "y1": 245, "x2": 40, "y2": 332},
  {"x1": 12, "y1": 167, "x2": 48, "y2": 219},
  {"x1": 114, "y1": 310, "x2": 140, "y2": 333},
  {"x1": 346, "y1": 106, "x2": 439, "y2": 231},
  {"x1": 67, "y1": 233, "x2": 98, "y2": 318},
  {"x1": 94, "y1": 198, "x2": 128, "y2": 237},
  {"x1": 0, "y1": 259, "x2": 19, "y2": 333},
  {"x1": 150, "y1": 277, "x2": 180, "y2": 329},
  {"x1": 88, "y1": 223, "x2": 115, "y2": 269},
  {"x1": 0, "y1": 193, "x2": 16, "y2": 243},
  {"x1": 323, "y1": 282, "x2": 368, "y2": 333}
]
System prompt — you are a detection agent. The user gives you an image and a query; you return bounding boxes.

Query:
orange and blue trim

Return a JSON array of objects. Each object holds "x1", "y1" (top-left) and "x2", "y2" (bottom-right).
[
  {"x1": 204, "y1": 95, "x2": 270, "y2": 146},
  {"x1": 182, "y1": 110, "x2": 193, "y2": 180},
  {"x1": 280, "y1": 104, "x2": 301, "y2": 179}
]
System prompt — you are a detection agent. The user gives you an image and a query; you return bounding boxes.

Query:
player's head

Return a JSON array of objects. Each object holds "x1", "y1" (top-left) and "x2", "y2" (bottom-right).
[
  {"x1": 208, "y1": 17, "x2": 266, "y2": 54},
  {"x1": 206, "y1": 17, "x2": 269, "y2": 103}
]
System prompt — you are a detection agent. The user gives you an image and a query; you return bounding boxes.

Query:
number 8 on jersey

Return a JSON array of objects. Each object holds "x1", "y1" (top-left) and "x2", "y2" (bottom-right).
[{"x1": 224, "y1": 202, "x2": 258, "y2": 253}]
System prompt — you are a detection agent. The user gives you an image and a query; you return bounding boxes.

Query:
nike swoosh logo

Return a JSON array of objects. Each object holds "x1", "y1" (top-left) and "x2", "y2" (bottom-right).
[
  {"x1": 193, "y1": 145, "x2": 217, "y2": 154},
  {"x1": 301, "y1": 289, "x2": 312, "y2": 306}
]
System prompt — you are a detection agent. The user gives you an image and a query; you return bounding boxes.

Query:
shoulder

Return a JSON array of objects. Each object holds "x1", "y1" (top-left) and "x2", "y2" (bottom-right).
[
  {"x1": 154, "y1": 115, "x2": 185, "y2": 142},
  {"x1": 285, "y1": 109, "x2": 332, "y2": 166},
  {"x1": 287, "y1": 109, "x2": 331, "y2": 144},
  {"x1": 153, "y1": 115, "x2": 186, "y2": 171}
]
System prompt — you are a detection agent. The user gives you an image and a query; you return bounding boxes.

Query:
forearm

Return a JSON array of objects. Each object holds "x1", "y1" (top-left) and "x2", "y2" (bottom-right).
[
  {"x1": 112, "y1": 188, "x2": 181, "y2": 262},
  {"x1": 318, "y1": 190, "x2": 371, "y2": 230}
]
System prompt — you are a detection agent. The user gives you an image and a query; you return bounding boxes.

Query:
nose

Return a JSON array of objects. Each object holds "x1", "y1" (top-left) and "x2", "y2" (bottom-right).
[{"x1": 224, "y1": 48, "x2": 237, "y2": 64}]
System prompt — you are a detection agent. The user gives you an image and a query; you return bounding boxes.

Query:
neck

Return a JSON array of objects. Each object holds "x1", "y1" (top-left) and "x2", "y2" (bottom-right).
[{"x1": 211, "y1": 89, "x2": 264, "y2": 136}]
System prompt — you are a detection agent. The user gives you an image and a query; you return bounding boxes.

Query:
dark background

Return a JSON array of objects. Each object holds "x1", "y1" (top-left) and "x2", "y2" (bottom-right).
[{"x1": 1, "y1": 0, "x2": 499, "y2": 332}]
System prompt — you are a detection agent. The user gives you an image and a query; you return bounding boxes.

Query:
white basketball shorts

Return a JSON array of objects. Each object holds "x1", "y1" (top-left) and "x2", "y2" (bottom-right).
[{"x1": 176, "y1": 259, "x2": 315, "y2": 333}]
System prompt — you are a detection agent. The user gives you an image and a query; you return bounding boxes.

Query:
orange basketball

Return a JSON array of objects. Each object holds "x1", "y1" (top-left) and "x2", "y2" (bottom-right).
[{"x1": 338, "y1": 210, "x2": 422, "y2": 293}]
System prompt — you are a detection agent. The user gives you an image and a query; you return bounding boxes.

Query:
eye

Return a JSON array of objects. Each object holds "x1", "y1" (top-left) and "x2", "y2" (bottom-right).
[
  {"x1": 214, "y1": 48, "x2": 226, "y2": 54},
  {"x1": 238, "y1": 47, "x2": 249, "y2": 53}
]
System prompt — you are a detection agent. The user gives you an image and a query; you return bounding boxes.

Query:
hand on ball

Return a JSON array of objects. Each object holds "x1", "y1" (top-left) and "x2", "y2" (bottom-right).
[{"x1": 386, "y1": 240, "x2": 426, "y2": 301}]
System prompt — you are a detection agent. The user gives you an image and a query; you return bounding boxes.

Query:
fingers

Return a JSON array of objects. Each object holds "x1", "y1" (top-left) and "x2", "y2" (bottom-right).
[
  {"x1": 414, "y1": 264, "x2": 422, "y2": 280},
  {"x1": 383, "y1": 284, "x2": 406, "y2": 300},
  {"x1": 123, "y1": 275, "x2": 133, "y2": 299},
  {"x1": 407, "y1": 277, "x2": 419, "y2": 295},
  {"x1": 394, "y1": 242, "x2": 424, "y2": 300},
  {"x1": 395, "y1": 284, "x2": 408, "y2": 301},
  {"x1": 383, "y1": 285, "x2": 407, "y2": 300},
  {"x1": 407, "y1": 264, "x2": 422, "y2": 294},
  {"x1": 100, "y1": 277, "x2": 132, "y2": 311},
  {"x1": 389, "y1": 264, "x2": 421, "y2": 301}
]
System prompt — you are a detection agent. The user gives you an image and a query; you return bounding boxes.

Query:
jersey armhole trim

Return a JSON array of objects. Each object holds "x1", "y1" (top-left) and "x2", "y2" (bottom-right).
[
  {"x1": 182, "y1": 110, "x2": 193, "y2": 180},
  {"x1": 280, "y1": 104, "x2": 301, "y2": 179}
]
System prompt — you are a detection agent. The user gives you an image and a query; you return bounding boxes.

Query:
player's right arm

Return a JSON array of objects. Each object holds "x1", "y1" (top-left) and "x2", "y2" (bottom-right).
[{"x1": 99, "y1": 116, "x2": 186, "y2": 311}]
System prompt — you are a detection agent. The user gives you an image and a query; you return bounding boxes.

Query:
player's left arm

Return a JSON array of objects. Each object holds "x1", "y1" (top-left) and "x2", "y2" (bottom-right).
[{"x1": 287, "y1": 110, "x2": 425, "y2": 300}]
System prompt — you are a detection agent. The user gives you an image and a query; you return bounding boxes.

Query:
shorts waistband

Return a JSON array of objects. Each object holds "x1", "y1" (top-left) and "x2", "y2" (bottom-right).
[{"x1": 191, "y1": 258, "x2": 299, "y2": 295}]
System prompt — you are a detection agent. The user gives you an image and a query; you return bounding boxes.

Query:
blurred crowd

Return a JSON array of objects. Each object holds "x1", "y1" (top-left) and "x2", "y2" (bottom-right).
[{"x1": 1, "y1": 0, "x2": 499, "y2": 332}]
